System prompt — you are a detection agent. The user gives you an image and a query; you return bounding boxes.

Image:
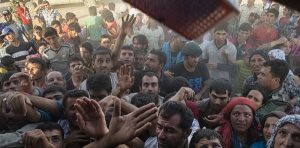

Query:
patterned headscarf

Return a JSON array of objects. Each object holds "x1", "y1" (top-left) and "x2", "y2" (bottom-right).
[
  {"x1": 268, "y1": 49, "x2": 286, "y2": 61},
  {"x1": 266, "y1": 114, "x2": 300, "y2": 148}
]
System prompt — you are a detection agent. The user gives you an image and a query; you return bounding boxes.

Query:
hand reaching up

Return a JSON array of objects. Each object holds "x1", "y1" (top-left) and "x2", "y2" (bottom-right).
[
  {"x1": 75, "y1": 97, "x2": 108, "y2": 139},
  {"x1": 120, "y1": 14, "x2": 136, "y2": 35},
  {"x1": 117, "y1": 64, "x2": 134, "y2": 92},
  {"x1": 107, "y1": 99, "x2": 158, "y2": 145}
]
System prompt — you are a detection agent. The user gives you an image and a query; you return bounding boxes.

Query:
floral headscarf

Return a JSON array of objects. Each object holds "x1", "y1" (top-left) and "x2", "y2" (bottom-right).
[
  {"x1": 268, "y1": 49, "x2": 286, "y2": 61},
  {"x1": 266, "y1": 114, "x2": 300, "y2": 148}
]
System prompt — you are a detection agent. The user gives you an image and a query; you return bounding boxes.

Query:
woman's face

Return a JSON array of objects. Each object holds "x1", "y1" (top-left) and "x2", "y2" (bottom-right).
[
  {"x1": 263, "y1": 116, "x2": 279, "y2": 141},
  {"x1": 274, "y1": 123, "x2": 300, "y2": 148},
  {"x1": 230, "y1": 105, "x2": 254, "y2": 133},
  {"x1": 250, "y1": 54, "x2": 266, "y2": 75},
  {"x1": 247, "y1": 90, "x2": 264, "y2": 108}
]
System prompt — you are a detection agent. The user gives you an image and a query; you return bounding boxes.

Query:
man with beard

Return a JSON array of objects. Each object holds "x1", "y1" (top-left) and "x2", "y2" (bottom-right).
[
  {"x1": 58, "y1": 89, "x2": 91, "y2": 147},
  {"x1": 25, "y1": 58, "x2": 48, "y2": 89},
  {"x1": 145, "y1": 101, "x2": 194, "y2": 148},
  {"x1": 123, "y1": 71, "x2": 164, "y2": 106},
  {"x1": 46, "y1": 71, "x2": 66, "y2": 89},
  {"x1": 131, "y1": 50, "x2": 177, "y2": 97},
  {"x1": 168, "y1": 42, "x2": 210, "y2": 100}
]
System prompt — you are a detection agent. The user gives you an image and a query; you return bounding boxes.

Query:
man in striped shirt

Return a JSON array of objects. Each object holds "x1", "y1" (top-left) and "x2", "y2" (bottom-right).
[{"x1": 1, "y1": 27, "x2": 36, "y2": 68}]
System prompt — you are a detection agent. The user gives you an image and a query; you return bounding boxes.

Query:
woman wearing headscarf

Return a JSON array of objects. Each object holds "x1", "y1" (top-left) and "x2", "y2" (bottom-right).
[
  {"x1": 251, "y1": 111, "x2": 286, "y2": 148},
  {"x1": 266, "y1": 114, "x2": 300, "y2": 148},
  {"x1": 218, "y1": 97, "x2": 260, "y2": 148},
  {"x1": 242, "y1": 50, "x2": 269, "y2": 94}
]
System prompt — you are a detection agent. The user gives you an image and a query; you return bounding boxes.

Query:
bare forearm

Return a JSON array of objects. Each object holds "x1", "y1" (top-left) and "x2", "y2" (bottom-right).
[
  {"x1": 28, "y1": 95, "x2": 60, "y2": 116},
  {"x1": 112, "y1": 33, "x2": 126, "y2": 62}
]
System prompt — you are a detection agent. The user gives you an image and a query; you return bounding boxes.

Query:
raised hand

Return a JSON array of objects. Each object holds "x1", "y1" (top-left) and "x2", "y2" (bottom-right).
[
  {"x1": 120, "y1": 14, "x2": 136, "y2": 35},
  {"x1": 170, "y1": 87, "x2": 195, "y2": 102},
  {"x1": 107, "y1": 99, "x2": 157, "y2": 145},
  {"x1": 117, "y1": 64, "x2": 134, "y2": 92},
  {"x1": 22, "y1": 129, "x2": 55, "y2": 148},
  {"x1": 75, "y1": 97, "x2": 108, "y2": 139}
]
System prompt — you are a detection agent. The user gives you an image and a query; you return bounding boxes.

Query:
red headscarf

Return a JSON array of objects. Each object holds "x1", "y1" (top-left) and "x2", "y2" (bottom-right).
[{"x1": 218, "y1": 97, "x2": 257, "y2": 148}]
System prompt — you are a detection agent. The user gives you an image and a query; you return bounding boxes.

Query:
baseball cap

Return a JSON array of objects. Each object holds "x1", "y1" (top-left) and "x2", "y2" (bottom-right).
[
  {"x1": 0, "y1": 27, "x2": 14, "y2": 37},
  {"x1": 181, "y1": 41, "x2": 202, "y2": 56},
  {"x1": 2, "y1": 10, "x2": 11, "y2": 15}
]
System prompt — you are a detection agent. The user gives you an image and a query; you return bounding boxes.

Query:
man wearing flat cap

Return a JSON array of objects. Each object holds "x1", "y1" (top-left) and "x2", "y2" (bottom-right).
[{"x1": 168, "y1": 41, "x2": 210, "y2": 100}]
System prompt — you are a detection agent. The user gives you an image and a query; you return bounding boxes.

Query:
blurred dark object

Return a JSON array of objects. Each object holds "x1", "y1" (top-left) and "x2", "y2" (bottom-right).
[
  {"x1": 272, "y1": 0, "x2": 300, "y2": 13},
  {"x1": 123, "y1": 0, "x2": 239, "y2": 40}
]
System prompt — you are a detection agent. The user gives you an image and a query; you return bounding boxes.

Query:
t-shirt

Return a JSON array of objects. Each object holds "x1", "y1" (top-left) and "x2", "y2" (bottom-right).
[
  {"x1": 140, "y1": 25, "x2": 164, "y2": 50},
  {"x1": 85, "y1": 16, "x2": 105, "y2": 41},
  {"x1": 202, "y1": 40, "x2": 237, "y2": 81},
  {"x1": 169, "y1": 62, "x2": 209, "y2": 93},
  {"x1": 6, "y1": 41, "x2": 36, "y2": 61},
  {"x1": 42, "y1": 44, "x2": 75, "y2": 75}
]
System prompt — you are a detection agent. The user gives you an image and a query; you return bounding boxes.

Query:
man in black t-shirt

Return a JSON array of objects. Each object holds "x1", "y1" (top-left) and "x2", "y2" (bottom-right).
[{"x1": 169, "y1": 42, "x2": 210, "y2": 100}]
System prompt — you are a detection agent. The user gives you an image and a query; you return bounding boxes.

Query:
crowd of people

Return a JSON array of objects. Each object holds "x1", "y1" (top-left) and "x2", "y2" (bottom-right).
[{"x1": 0, "y1": 0, "x2": 300, "y2": 148}]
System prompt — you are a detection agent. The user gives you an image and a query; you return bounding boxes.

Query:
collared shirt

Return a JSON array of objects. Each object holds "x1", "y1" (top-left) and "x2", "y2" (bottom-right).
[{"x1": 42, "y1": 44, "x2": 75, "y2": 75}]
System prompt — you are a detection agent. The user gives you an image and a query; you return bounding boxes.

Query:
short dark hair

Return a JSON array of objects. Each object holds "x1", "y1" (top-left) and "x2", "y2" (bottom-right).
[
  {"x1": 267, "y1": 8, "x2": 279, "y2": 18},
  {"x1": 99, "y1": 34, "x2": 112, "y2": 42},
  {"x1": 1, "y1": 71, "x2": 17, "y2": 84},
  {"x1": 68, "y1": 22, "x2": 81, "y2": 33},
  {"x1": 139, "y1": 71, "x2": 159, "y2": 87},
  {"x1": 149, "y1": 50, "x2": 167, "y2": 66},
  {"x1": 51, "y1": 20, "x2": 61, "y2": 27},
  {"x1": 80, "y1": 42, "x2": 94, "y2": 54},
  {"x1": 27, "y1": 58, "x2": 48, "y2": 71},
  {"x1": 121, "y1": 45, "x2": 134, "y2": 52},
  {"x1": 159, "y1": 101, "x2": 193, "y2": 129},
  {"x1": 36, "y1": 123, "x2": 64, "y2": 139},
  {"x1": 242, "y1": 84, "x2": 268, "y2": 105},
  {"x1": 86, "y1": 74, "x2": 112, "y2": 94},
  {"x1": 42, "y1": 85, "x2": 66, "y2": 98},
  {"x1": 214, "y1": 22, "x2": 228, "y2": 33},
  {"x1": 33, "y1": 25, "x2": 43, "y2": 31},
  {"x1": 65, "y1": 12, "x2": 76, "y2": 21},
  {"x1": 42, "y1": 1, "x2": 50, "y2": 5},
  {"x1": 92, "y1": 48, "x2": 112, "y2": 63},
  {"x1": 132, "y1": 34, "x2": 149, "y2": 49},
  {"x1": 44, "y1": 27, "x2": 58, "y2": 38},
  {"x1": 263, "y1": 59, "x2": 289, "y2": 85},
  {"x1": 239, "y1": 23, "x2": 253, "y2": 32},
  {"x1": 190, "y1": 129, "x2": 223, "y2": 148},
  {"x1": 209, "y1": 78, "x2": 232, "y2": 96},
  {"x1": 131, "y1": 93, "x2": 156, "y2": 108},
  {"x1": 68, "y1": 56, "x2": 83, "y2": 67},
  {"x1": 88, "y1": 6, "x2": 97, "y2": 16},
  {"x1": 63, "y1": 89, "x2": 89, "y2": 108}
]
